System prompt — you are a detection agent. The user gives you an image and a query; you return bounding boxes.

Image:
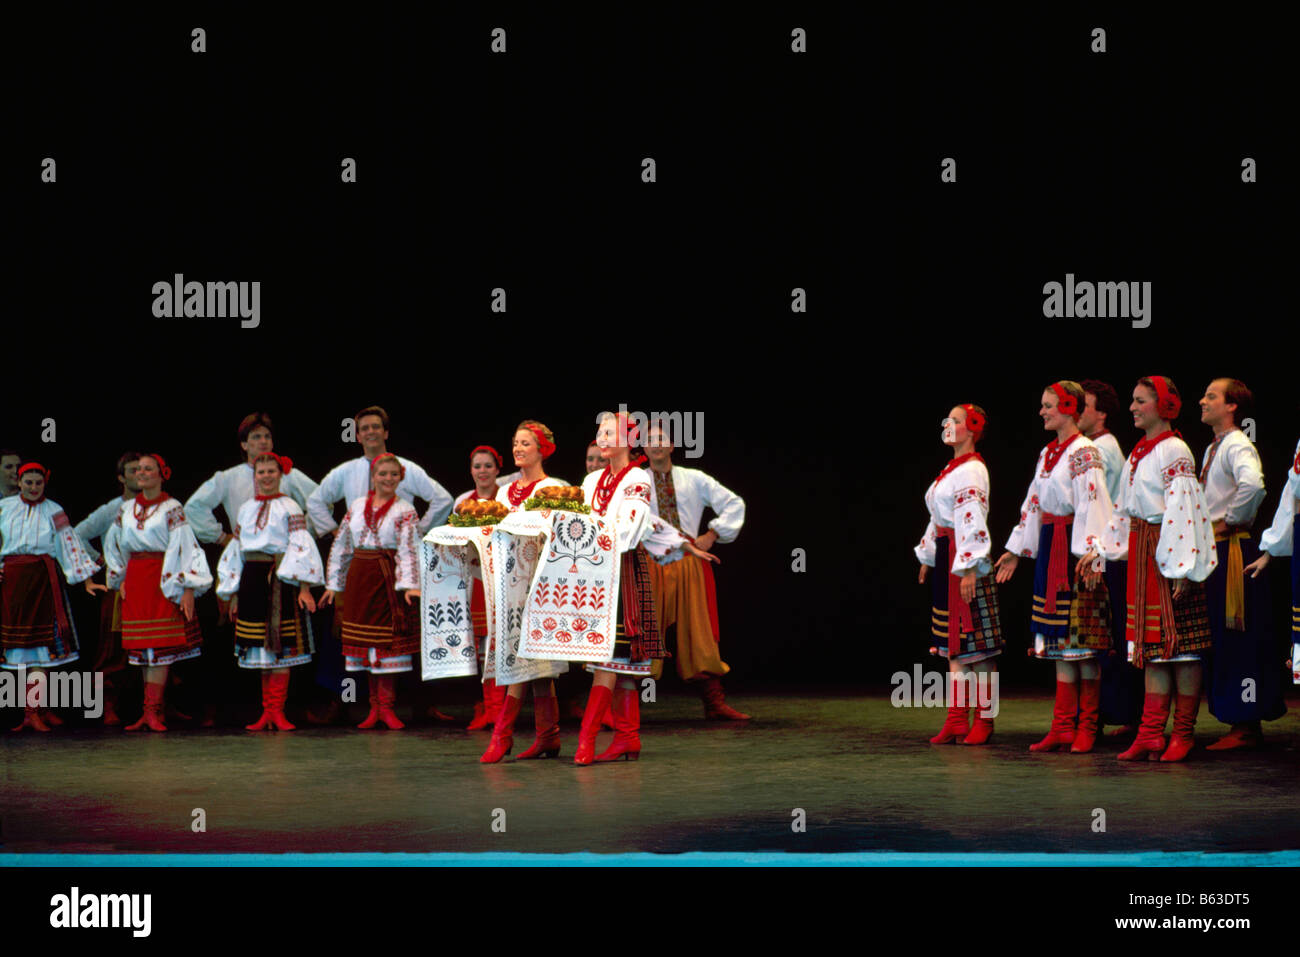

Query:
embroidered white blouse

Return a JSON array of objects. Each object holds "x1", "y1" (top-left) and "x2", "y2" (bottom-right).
[
  {"x1": 1004, "y1": 437, "x2": 1113, "y2": 560},
  {"x1": 325, "y1": 496, "x2": 420, "y2": 593},
  {"x1": 103, "y1": 496, "x2": 214, "y2": 600},
  {"x1": 215, "y1": 496, "x2": 325, "y2": 598},
  {"x1": 0, "y1": 497, "x2": 101, "y2": 583},
  {"x1": 1258, "y1": 439, "x2": 1300, "y2": 558},
  {"x1": 915, "y1": 458, "x2": 993, "y2": 576}
]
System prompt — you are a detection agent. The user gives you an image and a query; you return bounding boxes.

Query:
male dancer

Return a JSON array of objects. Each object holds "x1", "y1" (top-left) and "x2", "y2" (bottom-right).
[
  {"x1": 1198, "y1": 378, "x2": 1283, "y2": 749},
  {"x1": 643, "y1": 422, "x2": 750, "y2": 720},
  {"x1": 1, "y1": 450, "x2": 22, "y2": 498},
  {"x1": 74, "y1": 451, "x2": 142, "y2": 724}
]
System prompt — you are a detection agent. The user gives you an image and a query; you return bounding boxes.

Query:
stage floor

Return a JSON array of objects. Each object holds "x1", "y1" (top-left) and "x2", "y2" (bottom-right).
[{"x1": 3, "y1": 691, "x2": 1298, "y2": 855}]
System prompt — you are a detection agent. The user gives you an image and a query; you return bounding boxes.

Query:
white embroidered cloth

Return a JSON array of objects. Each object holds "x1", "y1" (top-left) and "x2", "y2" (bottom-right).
[
  {"x1": 500, "y1": 509, "x2": 620, "y2": 664},
  {"x1": 419, "y1": 524, "x2": 491, "y2": 680},
  {"x1": 489, "y1": 511, "x2": 570, "y2": 681}
]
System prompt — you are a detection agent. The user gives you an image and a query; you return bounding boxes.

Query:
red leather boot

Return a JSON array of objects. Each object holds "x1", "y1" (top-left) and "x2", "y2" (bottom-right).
[
  {"x1": 596, "y1": 686, "x2": 641, "y2": 762},
  {"x1": 1030, "y1": 680, "x2": 1078, "y2": 752},
  {"x1": 1117, "y1": 692, "x2": 1171, "y2": 761},
  {"x1": 268, "y1": 671, "x2": 296, "y2": 731},
  {"x1": 1205, "y1": 721, "x2": 1260, "y2": 751},
  {"x1": 480, "y1": 694, "x2": 522, "y2": 763},
  {"x1": 699, "y1": 677, "x2": 752, "y2": 720},
  {"x1": 125, "y1": 681, "x2": 168, "y2": 732},
  {"x1": 574, "y1": 685, "x2": 613, "y2": 765},
  {"x1": 517, "y1": 694, "x2": 562, "y2": 759},
  {"x1": 356, "y1": 674, "x2": 381, "y2": 729},
  {"x1": 466, "y1": 678, "x2": 498, "y2": 730},
  {"x1": 963, "y1": 701, "x2": 995, "y2": 745},
  {"x1": 246, "y1": 672, "x2": 274, "y2": 731},
  {"x1": 929, "y1": 705, "x2": 969, "y2": 744},
  {"x1": 1159, "y1": 693, "x2": 1200, "y2": 762},
  {"x1": 1071, "y1": 678, "x2": 1101, "y2": 753},
  {"x1": 376, "y1": 675, "x2": 404, "y2": 730},
  {"x1": 11, "y1": 676, "x2": 52, "y2": 732}
]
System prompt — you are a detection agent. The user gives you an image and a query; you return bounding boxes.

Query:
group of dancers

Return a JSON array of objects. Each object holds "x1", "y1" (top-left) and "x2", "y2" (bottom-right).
[
  {"x1": 917, "y1": 376, "x2": 1298, "y2": 760},
  {"x1": 0, "y1": 407, "x2": 750, "y2": 765}
]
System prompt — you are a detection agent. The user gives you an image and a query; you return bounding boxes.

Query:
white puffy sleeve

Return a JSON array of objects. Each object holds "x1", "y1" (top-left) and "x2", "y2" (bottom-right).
[
  {"x1": 277, "y1": 504, "x2": 325, "y2": 586},
  {"x1": 104, "y1": 506, "x2": 127, "y2": 590},
  {"x1": 950, "y1": 466, "x2": 992, "y2": 575},
  {"x1": 1222, "y1": 437, "x2": 1267, "y2": 528},
  {"x1": 1258, "y1": 441, "x2": 1299, "y2": 557},
  {"x1": 282, "y1": 469, "x2": 321, "y2": 536},
  {"x1": 1004, "y1": 453, "x2": 1044, "y2": 559},
  {"x1": 699, "y1": 472, "x2": 745, "y2": 543},
  {"x1": 395, "y1": 509, "x2": 420, "y2": 590},
  {"x1": 1069, "y1": 444, "x2": 1112, "y2": 558},
  {"x1": 405, "y1": 462, "x2": 454, "y2": 535},
  {"x1": 215, "y1": 536, "x2": 243, "y2": 599},
  {"x1": 643, "y1": 514, "x2": 692, "y2": 559},
  {"x1": 160, "y1": 504, "x2": 214, "y2": 601},
  {"x1": 51, "y1": 509, "x2": 101, "y2": 584},
  {"x1": 325, "y1": 508, "x2": 355, "y2": 591},
  {"x1": 1155, "y1": 449, "x2": 1218, "y2": 582},
  {"x1": 308, "y1": 465, "x2": 346, "y2": 537},
  {"x1": 1100, "y1": 461, "x2": 1134, "y2": 562},
  {"x1": 915, "y1": 518, "x2": 937, "y2": 567},
  {"x1": 613, "y1": 479, "x2": 656, "y2": 554},
  {"x1": 184, "y1": 471, "x2": 227, "y2": 544}
]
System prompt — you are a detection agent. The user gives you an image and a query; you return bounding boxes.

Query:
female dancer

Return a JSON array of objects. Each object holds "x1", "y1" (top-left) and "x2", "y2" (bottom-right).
[
  {"x1": 994, "y1": 382, "x2": 1114, "y2": 753},
  {"x1": 456, "y1": 445, "x2": 507, "y2": 731},
  {"x1": 572, "y1": 412, "x2": 718, "y2": 765},
  {"x1": 104, "y1": 454, "x2": 212, "y2": 732},
  {"x1": 216, "y1": 453, "x2": 324, "y2": 731},
  {"x1": 1245, "y1": 437, "x2": 1300, "y2": 692},
  {"x1": 1079, "y1": 377, "x2": 1217, "y2": 762},
  {"x1": 915, "y1": 405, "x2": 1004, "y2": 745},
  {"x1": 1, "y1": 463, "x2": 104, "y2": 731},
  {"x1": 321, "y1": 453, "x2": 420, "y2": 730},
  {"x1": 481, "y1": 421, "x2": 569, "y2": 762}
]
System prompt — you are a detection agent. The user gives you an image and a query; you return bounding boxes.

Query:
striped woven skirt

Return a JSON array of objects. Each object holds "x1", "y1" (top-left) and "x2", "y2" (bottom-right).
[
  {"x1": 0, "y1": 553, "x2": 80, "y2": 668},
  {"x1": 121, "y1": 551, "x2": 202, "y2": 665},
  {"x1": 232, "y1": 554, "x2": 314, "y2": 669},
  {"x1": 929, "y1": 530, "x2": 1003, "y2": 662},
  {"x1": 1124, "y1": 519, "x2": 1211, "y2": 666}
]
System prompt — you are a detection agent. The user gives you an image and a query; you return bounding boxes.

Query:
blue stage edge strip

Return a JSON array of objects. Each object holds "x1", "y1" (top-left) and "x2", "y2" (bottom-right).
[{"x1": 2, "y1": 851, "x2": 1298, "y2": 867}]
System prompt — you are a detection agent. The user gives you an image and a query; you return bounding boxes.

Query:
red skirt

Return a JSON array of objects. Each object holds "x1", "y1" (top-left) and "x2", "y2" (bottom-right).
[
  {"x1": 340, "y1": 549, "x2": 418, "y2": 658},
  {"x1": 471, "y1": 577, "x2": 487, "y2": 639},
  {"x1": 0, "y1": 554, "x2": 77, "y2": 657},
  {"x1": 121, "y1": 552, "x2": 203, "y2": 653}
]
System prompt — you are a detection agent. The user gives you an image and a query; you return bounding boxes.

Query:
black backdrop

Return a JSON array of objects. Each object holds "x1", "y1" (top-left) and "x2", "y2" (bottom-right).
[{"x1": 9, "y1": 5, "x2": 1294, "y2": 689}]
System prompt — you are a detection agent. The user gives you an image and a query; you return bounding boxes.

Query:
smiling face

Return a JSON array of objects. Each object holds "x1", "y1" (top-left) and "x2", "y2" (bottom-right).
[
  {"x1": 253, "y1": 457, "x2": 282, "y2": 496},
  {"x1": 1040, "y1": 389, "x2": 1072, "y2": 432},
  {"x1": 513, "y1": 429, "x2": 542, "y2": 469},
  {"x1": 241, "y1": 426, "x2": 274, "y2": 463},
  {"x1": 595, "y1": 416, "x2": 622, "y2": 462},
  {"x1": 18, "y1": 470, "x2": 45, "y2": 502},
  {"x1": 136, "y1": 456, "x2": 162, "y2": 492},
  {"x1": 471, "y1": 451, "x2": 499, "y2": 487},
  {"x1": 585, "y1": 444, "x2": 602, "y2": 473},
  {"x1": 645, "y1": 425, "x2": 673, "y2": 469},
  {"x1": 357, "y1": 415, "x2": 388, "y2": 455},
  {"x1": 372, "y1": 460, "x2": 402, "y2": 496},
  {"x1": 1199, "y1": 379, "x2": 1237, "y2": 429},
  {"x1": 120, "y1": 459, "x2": 142, "y2": 494},
  {"x1": 1130, "y1": 384, "x2": 1162, "y2": 432}
]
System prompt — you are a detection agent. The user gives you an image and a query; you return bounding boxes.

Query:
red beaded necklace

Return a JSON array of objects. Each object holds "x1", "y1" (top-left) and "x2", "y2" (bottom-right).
[
  {"x1": 593, "y1": 464, "x2": 636, "y2": 516},
  {"x1": 507, "y1": 478, "x2": 543, "y2": 507},
  {"x1": 933, "y1": 452, "x2": 984, "y2": 488},
  {"x1": 363, "y1": 490, "x2": 398, "y2": 534},
  {"x1": 1042, "y1": 433, "x2": 1080, "y2": 475},
  {"x1": 132, "y1": 491, "x2": 170, "y2": 529}
]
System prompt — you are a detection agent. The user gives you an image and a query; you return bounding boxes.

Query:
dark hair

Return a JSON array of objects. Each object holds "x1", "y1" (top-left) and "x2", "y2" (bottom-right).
[
  {"x1": 238, "y1": 412, "x2": 275, "y2": 443},
  {"x1": 1136, "y1": 376, "x2": 1181, "y2": 420},
  {"x1": 116, "y1": 450, "x2": 144, "y2": 477},
  {"x1": 1080, "y1": 380, "x2": 1122, "y2": 424},
  {"x1": 0, "y1": 448, "x2": 22, "y2": 461},
  {"x1": 250, "y1": 451, "x2": 284, "y2": 473},
  {"x1": 354, "y1": 405, "x2": 390, "y2": 431},
  {"x1": 1216, "y1": 378, "x2": 1254, "y2": 426}
]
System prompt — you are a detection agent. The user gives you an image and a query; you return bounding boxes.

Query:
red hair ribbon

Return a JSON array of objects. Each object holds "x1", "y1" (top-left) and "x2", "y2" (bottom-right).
[
  {"x1": 471, "y1": 445, "x2": 503, "y2": 468},
  {"x1": 960, "y1": 405, "x2": 985, "y2": 439},
  {"x1": 17, "y1": 462, "x2": 49, "y2": 480},
  {"x1": 370, "y1": 452, "x2": 406, "y2": 479},
  {"x1": 146, "y1": 453, "x2": 172, "y2": 481},
  {"x1": 1144, "y1": 375, "x2": 1181, "y2": 419},
  {"x1": 523, "y1": 425, "x2": 556, "y2": 459},
  {"x1": 253, "y1": 452, "x2": 292, "y2": 475},
  {"x1": 1050, "y1": 382, "x2": 1079, "y2": 417}
]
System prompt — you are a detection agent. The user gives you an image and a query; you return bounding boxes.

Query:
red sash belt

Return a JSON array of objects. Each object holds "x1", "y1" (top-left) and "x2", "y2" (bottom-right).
[
  {"x1": 1040, "y1": 511, "x2": 1072, "y2": 614},
  {"x1": 4, "y1": 553, "x2": 71, "y2": 638},
  {"x1": 1128, "y1": 518, "x2": 1178, "y2": 665},
  {"x1": 935, "y1": 525, "x2": 973, "y2": 656}
]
